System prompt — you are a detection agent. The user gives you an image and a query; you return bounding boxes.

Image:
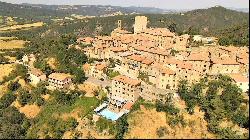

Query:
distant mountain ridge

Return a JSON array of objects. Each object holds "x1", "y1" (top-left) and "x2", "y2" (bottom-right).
[
  {"x1": 21, "y1": 3, "x2": 166, "y2": 15},
  {"x1": 20, "y1": 3, "x2": 250, "y2": 14},
  {"x1": 0, "y1": 1, "x2": 248, "y2": 19}
]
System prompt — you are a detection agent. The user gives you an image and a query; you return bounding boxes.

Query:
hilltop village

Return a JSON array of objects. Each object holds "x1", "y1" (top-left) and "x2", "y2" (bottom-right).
[{"x1": 20, "y1": 16, "x2": 249, "y2": 121}]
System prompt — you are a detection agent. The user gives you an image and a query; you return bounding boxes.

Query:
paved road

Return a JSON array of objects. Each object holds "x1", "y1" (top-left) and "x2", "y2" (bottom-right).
[{"x1": 85, "y1": 75, "x2": 111, "y2": 88}]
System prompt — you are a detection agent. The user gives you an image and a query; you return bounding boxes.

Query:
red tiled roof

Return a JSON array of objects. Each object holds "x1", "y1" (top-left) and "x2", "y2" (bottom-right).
[
  {"x1": 30, "y1": 68, "x2": 44, "y2": 77},
  {"x1": 187, "y1": 52, "x2": 210, "y2": 61},
  {"x1": 229, "y1": 74, "x2": 249, "y2": 83},
  {"x1": 141, "y1": 59, "x2": 154, "y2": 65},
  {"x1": 110, "y1": 47, "x2": 128, "y2": 52},
  {"x1": 152, "y1": 63, "x2": 175, "y2": 75},
  {"x1": 95, "y1": 64, "x2": 107, "y2": 71},
  {"x1": 177, "y1": 62, "x2": 193, "y2": 70},
  {"x1": 83, "y1": 63, "x2": 91, "y2": 71},
  {"x1": 113, "y1": 75, "x2": 141, "y2": 86},
  {"x1": 212, "y1": 58, "x2": 239, "y2": 65},
  {"x1": 128, "y1": 54, "x2": 145, "y2": 62},
  {"x1": 123, "y1": 102, "x2": 134, "y2": 110}
]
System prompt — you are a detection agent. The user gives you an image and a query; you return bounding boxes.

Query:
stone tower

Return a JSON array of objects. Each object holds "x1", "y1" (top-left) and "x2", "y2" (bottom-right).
[
  {"x1": 134, "y1": 16, "x2": 147, "y2": 34},
  {"x1": 117, "y1": 20, "x2": 122, "y2": 29}
]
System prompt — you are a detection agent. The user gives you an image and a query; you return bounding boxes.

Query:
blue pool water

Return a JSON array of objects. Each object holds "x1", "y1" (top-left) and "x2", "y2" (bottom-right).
[{"x1": 98, "y1": 108, "x2": 122, "y2": 121}]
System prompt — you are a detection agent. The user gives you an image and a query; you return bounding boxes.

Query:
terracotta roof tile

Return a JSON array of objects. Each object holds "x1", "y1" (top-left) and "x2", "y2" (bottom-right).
[
  {"x1": 83, "y1": 63, "x2": 91, "y2": 71},
  {"x1": 165, "y1": 58, "x2": 182, "y2": 65},
  {"x1": 95, "y1": 64, "x2": 107, "y2": 71},
  {"x1": 229, "y1": 74, "x2": 249, "y2": 83},
  {"x1": 113, "y1": 75, "x2": 141, "y2": 86},
  {"x1": 77, "y1": 37, "x2": 94, "y2": 43},
  {"x1": 123, "y1": 102, "x2": 134, "y2": 110},
  {"x1": 152, "y1": 63, "x2": 175, "y2": 75},
  {"x1": 212, "y1": 58, "x2": 239, "y2": 65},
  {"x1": 29, "y1": 68, "x2": 44, "y2": 77},
  {"x1": 128, "y1": 54, "x2": 146, "y2": 62},
  {"x1": 187, "y1": 52, "x2": 210, "y2": 61},
  {"x1": 237, "y1": 57, "x2": 249, "y2": 64},
  {"x1": 141, "y1": 58, "x2": 154, "y2": 65},
  {"x1": 110, "y1": 47, "x2": 128, "y2": 52},
  {"x1": 177, "y1": 61, "x2": 193, "y2": 70}
]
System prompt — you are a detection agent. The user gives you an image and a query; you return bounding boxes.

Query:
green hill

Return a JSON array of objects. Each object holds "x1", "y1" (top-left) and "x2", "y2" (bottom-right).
[{"x1": 0, "y1": 3, "x2": 248, "y2": 46}]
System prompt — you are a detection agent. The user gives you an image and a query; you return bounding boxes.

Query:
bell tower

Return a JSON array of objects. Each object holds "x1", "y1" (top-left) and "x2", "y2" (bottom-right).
[
  {"x1": 134, "y1": 16, "x2": 147, "y2": 34},
  {"x1": 118, "y1": 20, "x2": 122, "y2": 29}
]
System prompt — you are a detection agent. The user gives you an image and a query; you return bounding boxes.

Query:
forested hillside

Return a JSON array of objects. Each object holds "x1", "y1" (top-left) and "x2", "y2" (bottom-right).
[
  {"x1": 0, "y1": 2, "x2": 67, "y2": 22},
  {"x1": 0, "y1": 2, "x2": 249, "y2": 46},
  {"x1": 22, "y1": 3, "x2": 166, "y2": 15}
]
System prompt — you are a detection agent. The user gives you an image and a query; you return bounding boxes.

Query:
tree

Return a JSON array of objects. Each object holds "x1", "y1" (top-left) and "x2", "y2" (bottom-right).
[
  {"x1": 168, "y1": 23, "x2": 177, "y2": 33},
  {"x1": 34, "y1": 59, "x2": 53, "y2": 76},
  {"x1": 18, "y1": 89, "x2": 32, "y2": 106},
  {"x1": 16, "y1": 51, "x2": 24, "y2": 60},
  {"x1": 155, "y1": 100, "x2": 179, "y2": 115},
  {"x1": 221, "y1": 84, "x2": 243, "y2": 113},
  {"x1": 0, "y1": 54, "x2": 9, "y2": 63},
  {"x1": 218, "y1": 37, "x2": 230, "y2": 46},
  {"x1": 0, "y1": 92, "x2": 16, "y2": 109},
  {"x1": 53, "y1": 91, "x2": 77, "y2": 105},
  {"x1": 7, "y1": 81, "x2": 21, "y2": 91},
  {"x1": 232, "y1": 110, "x2": 249, "y2": 128},
  {"x1": 0, "y1": 107, "x2": 28, "y2": 139},
  {"x1": 15, "y1": 64, "x2": 28, "y2": 79},
  {"x1": 156, "y1": 126, "x2": 167, "y2": 138},
  {"x1": 65, "y1": 117, "x2": 78, "y2": 130},
  {"x1": 115, "y1": 115, "x2": 129, "y2": 139},
  {"x1": 72, "y1": 68, "x2": 86, "y2": 84}
]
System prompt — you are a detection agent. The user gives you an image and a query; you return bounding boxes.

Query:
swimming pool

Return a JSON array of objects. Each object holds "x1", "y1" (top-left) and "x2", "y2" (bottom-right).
[{"x1": 98, "y1": 108, "x2": 124, "y2": 121}]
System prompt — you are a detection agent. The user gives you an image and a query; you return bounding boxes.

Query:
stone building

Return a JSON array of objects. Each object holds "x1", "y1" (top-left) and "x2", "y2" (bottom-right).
[
  {"x1": 48, "y1": 73, "x2": 72, "y2": 90},
  {"x1": 28, "y1": 68, "x2": 46, "y2": 86},
  {"x1": 109, "y1": 75, "x2": 141, "y2": 103},
  {"x1": 210, "y1": 58, "x2": 240, "y2": 74},
  {"x1": 229, "y1": 74, "x2": 249, "y2": 93},
  {"x1": 91, "y1": 63, "x2": 107, "y2": 80}
]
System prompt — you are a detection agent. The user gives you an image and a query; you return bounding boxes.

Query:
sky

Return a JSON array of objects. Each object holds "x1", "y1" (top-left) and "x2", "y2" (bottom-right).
[{"x1": 1, "y1": 0, "x2": 249, "y2": 9}]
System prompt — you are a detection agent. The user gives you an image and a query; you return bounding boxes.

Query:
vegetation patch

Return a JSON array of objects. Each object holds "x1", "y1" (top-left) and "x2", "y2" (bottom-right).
[
  {"x1": 26, "y1": 92, "x2": 99, "y2": 139},
  {"x1": 0, "y1": 22, "x2": 44, "y2": 32}
]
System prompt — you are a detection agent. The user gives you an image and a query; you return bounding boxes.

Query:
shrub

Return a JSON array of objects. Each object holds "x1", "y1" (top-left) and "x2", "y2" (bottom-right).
[
  {"x1": 18, "y1": 89, "x2": 32, "y2": 106},
  {"x1": 8, "y1": 81, "x2": 21, "y2": 91},
  {"x1": 0, "y1": 92, "x2": 16, "y2": 109},
  {"x1": 115, "y1": 115, "x2": 129, "y2": 139},
  {"x1": 156, "y1": 126, "x2": 167, "y2": 138}
]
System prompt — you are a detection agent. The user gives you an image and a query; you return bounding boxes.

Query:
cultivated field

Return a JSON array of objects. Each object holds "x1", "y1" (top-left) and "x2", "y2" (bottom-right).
[
  {"x1": 19, "y1": 104, "x2": 41, "y2": 119},
  {"x1": 0, "y1": 36, "x2": 17, "y2": 40},
  {"x1": 0, "y1": 39, "x2": 27, "y2": 49},
  {"x1": 0, "y1": 64, "x2": 14, "y2": 81},
  {"x1": 0, "y1": 22, "x2": 44, "y2": 31}
]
